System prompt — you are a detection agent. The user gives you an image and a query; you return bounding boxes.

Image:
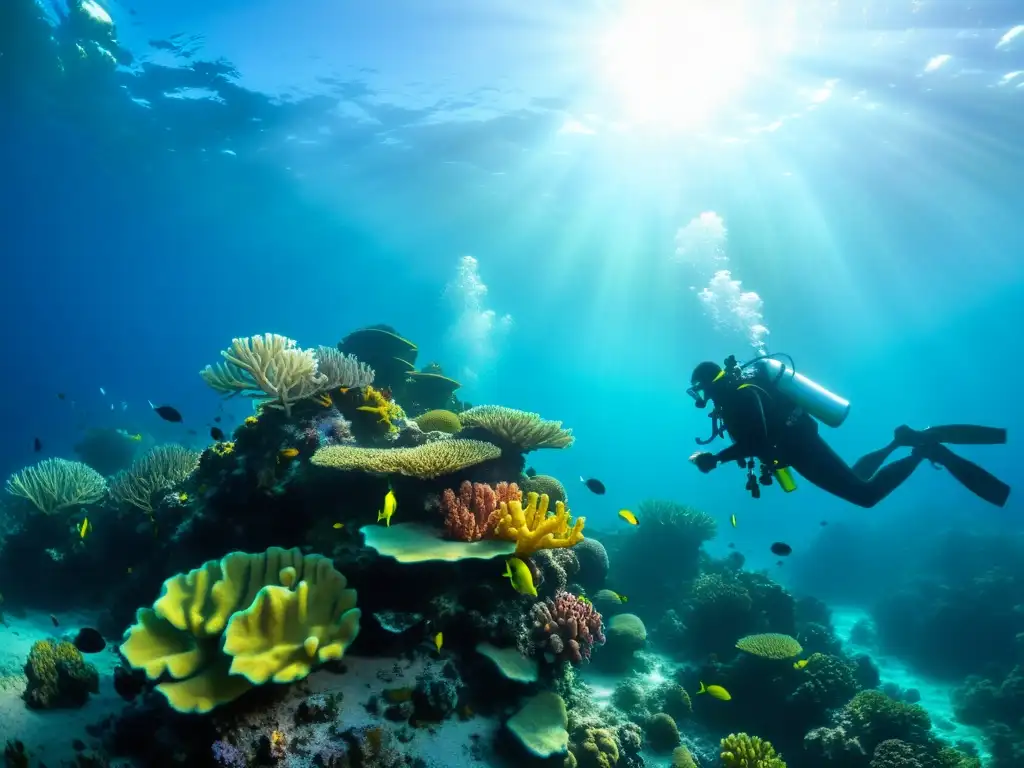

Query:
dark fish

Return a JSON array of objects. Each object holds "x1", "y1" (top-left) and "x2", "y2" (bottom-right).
[
  {"x1": 210, "y1": 427, "x2": 225, "y2": 441},
  {"x1": 113, "y1": 665, "x2": 146, "y2": 702},
  {"x1": 525, "y1": 467, "x2": 537, "y2": 478},
  {"x1": 777, "y1": 560, "x2": 784, "y2": 566},
  {"x1": 770, "y1": 542, "x2": 793, "y2": 557},
  {"x1": 73, "y1": 627, "x2": 106, "y2": 654},
  {"x1": 57, "y1": 393, "x2": 66, "y2": 400},
  {"x1": 728, "y1": 542, "x2": 735, "y2": 549},
  {"x1": 33, "y1": 437, "x2": 42, "y2": 452},
  {"x1": 153, "y1": 405, "x2": 183, "y2": 422},
  {"x1": 581, "y1": 477, "x2": 606, "y2": 495},
  {"x1": 187, "y1": 429, "x2": 197, "y2": 435},
  {"x1": 214, "y1": 416, "x2": 222, "y2": 423},
  {"x1": 50, "y1": 614, "x2": 59, "y2": 627},
  {"x1": 819, "y1": 520, "x2": 828, "y2": 526}
]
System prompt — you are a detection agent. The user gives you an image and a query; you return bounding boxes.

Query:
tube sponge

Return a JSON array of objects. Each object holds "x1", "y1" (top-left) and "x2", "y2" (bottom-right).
[{"x1": 120, "y1": 547, "x2": 360, "y2": 713}]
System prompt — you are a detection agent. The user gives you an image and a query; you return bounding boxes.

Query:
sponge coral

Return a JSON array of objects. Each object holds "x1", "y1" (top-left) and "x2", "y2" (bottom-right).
[
  {"x1": 5, "y1": 458, "x2": 107, "y2": 515},
  {"x1": 460, "y1": 405, "x2": 574, "y2": 450},
  {"x1": 494, "y1": 491, "x2": 585, "y2": 556},
  {"x1": 120, "y1": 547, "x2": 360, "y2": 713},
  {"x1": 311, "y1": 439, "x2": 501, "y2": 479},
  {"x1": 440, "y1": 481, "x2": 521, "y2": 542},
  {"x1": 719, "y1": 733, "x2": 786, "y2": 768}
]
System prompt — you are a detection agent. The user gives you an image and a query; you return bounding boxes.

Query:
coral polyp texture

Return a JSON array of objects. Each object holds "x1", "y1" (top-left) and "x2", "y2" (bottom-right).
[
  {"x1": 720, "y1": 732, "x2": 787, "y2": 767},
  {"x1": 440, "y1": 480, "x2": 521, "y2": 541},
  {"x1": 735, "y1": 633, "x2": 804, "y2": 660},
  {"x1": 311, "y1": 439, "x2": 500, "y2": 478},
  {"x1": 4, "y1": 458, "x2": 107, "y2": 515},
  {"x1": 494, "y1": 491, "x2": 585, "y2": 556},
  {"x1": 530, "y1": 589, "x2": 605, "y2": 663},
  {"x1": 459, "y1": 405, "x2": 575, "y2": 450},
  {"x1": 108, "y1": 444, "x2": 200, "y2": 513}
]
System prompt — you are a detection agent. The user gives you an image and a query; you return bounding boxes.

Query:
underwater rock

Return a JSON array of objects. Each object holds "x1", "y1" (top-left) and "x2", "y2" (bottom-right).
[
  {"x1": 412, "y1": 660, "x2": 463, "y2": 721},
  {"x1": 373, "y1": 610, "x2": 424, "y2": 634}
]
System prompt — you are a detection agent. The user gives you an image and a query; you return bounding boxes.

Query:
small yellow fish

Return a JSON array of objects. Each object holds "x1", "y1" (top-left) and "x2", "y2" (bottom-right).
[
  {"x1": 378, "y1": 488, "x2": 397, "y2": 526},
  {"x1": 577, "y1": 595, "x2": 592, "y2": 605},
  {"x1": 129, "y1": 433, "x2": 142, "y2": 442},
  {"x1": 434, "y1": 632, "x2": 443, "y2": 653},
  {"x1": 618, "y1": 509, "x2": 639, "y2": 526},
  {"x1": 503, "y1": 558, "x2": 538, "y2": 597},
  {"x1": 178, "y1": 492, "x2": 188, "y2": 502},
  {"x1": 332, "y1": 522, "x2": 345, "y2": 529},
  {"x1": 279, "y1": 447, "x2": 299, "y2": 460},
  {"x1": 696, "y1": 681, "x2": 731, "y2": 701},
  {"x1": 730, "y1": 514, "x2": 737, "y2": 528},
  {"x1": 316, "y1": 393, "x2": 333, "y2": 408},
  {"x1": 244, "y1": 416, "x2": 258, "y2": 426},
  {"x1": 794, "y1": 659, "x2": 809, "y2": 670},
  {"x1": 607, "y1": 590, "x2": 628, "y2": 603},
  {"x1": 78, "y1": 518, "x2": 92, "y2": 540}
]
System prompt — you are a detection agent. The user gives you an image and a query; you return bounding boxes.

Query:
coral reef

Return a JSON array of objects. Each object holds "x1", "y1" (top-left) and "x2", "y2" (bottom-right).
[
  {"x1": 530, "y1": 589, "x2": 606, "y2": 664},
  {"x1": 23, "y1": 639, "x2": 99, "y2": 709}
]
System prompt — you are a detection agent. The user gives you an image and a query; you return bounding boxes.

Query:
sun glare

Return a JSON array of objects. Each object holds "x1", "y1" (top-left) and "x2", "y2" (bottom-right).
[{"x1": 598, "y1": 2, "x2": 768, "y2": 130}]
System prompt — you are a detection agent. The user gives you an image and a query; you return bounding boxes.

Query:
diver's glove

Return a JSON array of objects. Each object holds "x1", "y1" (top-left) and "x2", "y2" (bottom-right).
[{"x1": 689, "y1": 451, "x2": 718, "y2": 474}]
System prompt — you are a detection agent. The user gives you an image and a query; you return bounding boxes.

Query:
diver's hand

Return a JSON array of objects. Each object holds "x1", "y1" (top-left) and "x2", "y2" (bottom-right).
[{"x1": 689, "y1": 451, "x2": 718, "y2": 474}]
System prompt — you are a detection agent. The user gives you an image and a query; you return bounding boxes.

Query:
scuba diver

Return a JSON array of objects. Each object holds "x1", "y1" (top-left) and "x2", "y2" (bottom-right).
[{"x1": 687, "y1": 354, "x2": 1010, "y2": 508}]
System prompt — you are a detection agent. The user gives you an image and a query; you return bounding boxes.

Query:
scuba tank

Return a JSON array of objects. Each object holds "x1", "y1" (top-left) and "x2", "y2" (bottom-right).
[{"x1": 752, "y1": 356, "x2": 850, "y2": 428}]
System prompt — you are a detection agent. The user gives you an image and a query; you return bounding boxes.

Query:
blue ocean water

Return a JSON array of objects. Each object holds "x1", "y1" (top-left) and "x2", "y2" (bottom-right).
[{"x1": 1, "y1": 1, "x2": 1022, "y2": 766}]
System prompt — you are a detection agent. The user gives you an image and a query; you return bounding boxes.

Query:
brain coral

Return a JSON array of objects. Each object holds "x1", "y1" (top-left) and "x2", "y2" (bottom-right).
[{"x1": 414, "y1": 409, "x2": 462, "y2": 433}]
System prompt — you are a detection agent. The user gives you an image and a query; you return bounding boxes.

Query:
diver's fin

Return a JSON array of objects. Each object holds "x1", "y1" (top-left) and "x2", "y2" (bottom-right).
[
  {"x1": 923, "y1": 444, "x2": 1011, "y2": 508},
  {"x1": 920, "y1": 424, "x2": 1007, "y2": 445}
]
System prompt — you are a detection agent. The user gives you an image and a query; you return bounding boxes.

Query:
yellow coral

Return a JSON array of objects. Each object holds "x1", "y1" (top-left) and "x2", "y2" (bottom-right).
[
  {"x1": 414, "y1": 409, "x2": 462, "y2": 433},
  {"x1": 212, "y1": 441, "x2": 235, "y2": 457},
  {"x1": 570, "y1": 728, "x2": 619, "y2": 768},
  {"x1": 735, "y1": 633, "x2": 803, "y2": 660},
  {"x1": 356, "y1": 386, "x2": 405, "y2": 433},
  {"x1": 494, "y1": 492, "x2": 585, "y2": 556},
  {"x1": 720, "y1": 733, "x2": 786, "y2": 768}
]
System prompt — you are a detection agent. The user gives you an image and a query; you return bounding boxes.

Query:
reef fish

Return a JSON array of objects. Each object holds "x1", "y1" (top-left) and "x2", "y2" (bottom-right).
[
  {"x1": 794, "y1": 659, "x2": 809, "y2": 670},
  {"x1": 149, "y1": 403, "x2": 183, "y2": 422},
  {"x1": 618, "y1": 509, "x2": 638, "y2": 526},
  {"x1": 434, "y1": 632, "x2": 443, "y2": 653},
  {"x1": 210, "y1": 427, "x2": 225, "y2": 441},
  {"x1": 581, "y1": 477, "x2": 606, "y2": 495},
  {"x1": 730, "y1": 514, "x2": 737, "y2": 528},
  {"x1": 33, "y1": 437, "x2": 42, "y2": 452},
  {"x1": 770, "y1": 542, "x2": 793, "y2": 556},
  {"x1": 79, "y1": 518, "x2": 92, "y2": 540},
  {"x1": 73, "y1": 627, "x2": 106, "y2": 654},
  {"x1": 378, "y1": 488, "x2": 397, "y2": 526},
  {"x1": 504, "y1": 558, "x2": 537, "y2": 597},
  {"x1": 696, "y1": 681, "x2": 731, "y2": 701}
]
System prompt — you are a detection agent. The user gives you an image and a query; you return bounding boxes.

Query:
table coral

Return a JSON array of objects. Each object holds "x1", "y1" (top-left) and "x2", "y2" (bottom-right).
[{"x1": 530, "y1": 589, "x2": 605, "y2": 664}]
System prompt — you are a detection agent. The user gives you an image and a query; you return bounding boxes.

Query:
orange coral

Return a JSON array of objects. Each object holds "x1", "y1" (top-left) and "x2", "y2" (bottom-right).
[{"x1": 441, "y1": 481, "x2": 521, "y2": 541}]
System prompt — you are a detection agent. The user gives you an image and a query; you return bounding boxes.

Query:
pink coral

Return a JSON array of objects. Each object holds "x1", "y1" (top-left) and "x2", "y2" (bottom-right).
[
  {"x1": 440, "y1": 481, "x2": 521, "y2": 542},
  {"x1": 530, "y1": 589, "x2": 606, "y2": 664}
]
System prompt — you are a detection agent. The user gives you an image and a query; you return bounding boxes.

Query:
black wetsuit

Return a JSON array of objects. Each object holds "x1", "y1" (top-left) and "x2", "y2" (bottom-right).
[{"x1": 711, "y1": 383, "x2": 926, "y2": 508}]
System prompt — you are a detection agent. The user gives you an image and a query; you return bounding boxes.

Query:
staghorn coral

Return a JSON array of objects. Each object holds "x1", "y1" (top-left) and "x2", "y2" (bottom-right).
[
  {"x1": 414, "y1": 409, "x2": 462, "y2": 433},
  {"x1": 312, "y1": 346, "x2": 375, "y2": 390},
  {"x1": 109, "y1": 444, "x2": 200, "y2": 514},
  {"x1": 735, "y1": 633, "x2": 803, "y2": 660},
  {"x1": 531, "y1": 589, "x2": 605, "y2": 664},
  {"x1": 719, "y1": 732, "x2": 786, "y2": 767},
  {"x1": 311, "y1": 439, "x2": 500, "y2": 479},
  {"x1": 460, "y1": 405, "x2": 574, "y2": 450},
  {"x1": 200, "y1": 334, "x2": 329, "y2": 416},
  {"x1": 440, "y1": 481, "x2": 521, "y2": 541},
  {"x1": 5, "y1": 458, "x2": 107, "y2": 515},
  {"x1": 494, "y1": 491, "x2": 585, "y2": 556}
]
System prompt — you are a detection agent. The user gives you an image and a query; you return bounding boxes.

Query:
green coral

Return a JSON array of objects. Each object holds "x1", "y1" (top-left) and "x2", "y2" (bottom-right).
[
  {"x1": 636, "y1": 499, "x2": 717, "y2": 544},
  {"x1": 719, "y1": 733, "x2": 786, "y2": 767},
  {"x1": 644, "y1": 712, "x2": 681, "y2": 753},
  {"x1": 658, "y1": 682, "x2": 693, "y2": 720},
  {"x1": 735, "y1": 633, "x2": 803, "y2": 660},
  {"x1": 672, "y1": 746, "x2": 697, "y2": 768},
  {"x1": 5, "y1": 458, "x2": 107, "y2": 515},
  {"x1": 23, "y1": 639, "x2": 98, "y2": 709},
  {"x1": 790, "y1": 652, "x2": 860, "y2": 710},
  {"x1": 842, "y1": 690, "x2": 931, "y2": 754},
  {"x1": 120, "y1": 547, "x2": 360, "y2": 713},
  {"x1": 414, "y1": 409, "x2": 462, "y2": 433},
  {"x1": 569, "y1": 728, "x2": 619, "y2": 768}
]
